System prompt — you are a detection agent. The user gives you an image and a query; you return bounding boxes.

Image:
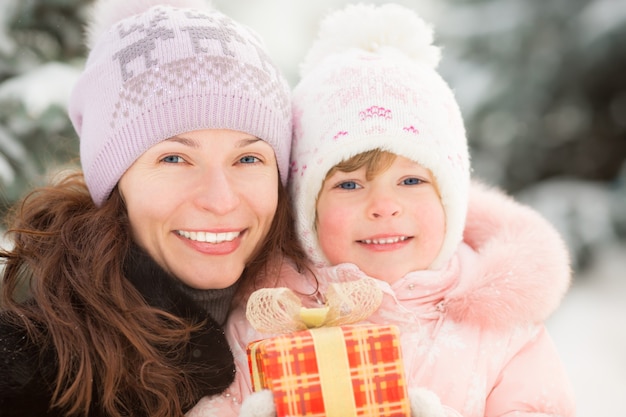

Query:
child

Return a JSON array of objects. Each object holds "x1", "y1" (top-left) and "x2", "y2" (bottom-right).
[
  {"x1": 288, "y1": 3, "x2": 575, "y2": 416},
  {"x1": 192, "y1": 4, "x2": 576, "y2": 416}
]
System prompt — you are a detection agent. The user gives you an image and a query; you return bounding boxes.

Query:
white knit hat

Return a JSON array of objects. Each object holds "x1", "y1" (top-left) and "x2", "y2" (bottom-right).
[{"x1": 290, "y1": 3, "x2": 470, "y2": 270}]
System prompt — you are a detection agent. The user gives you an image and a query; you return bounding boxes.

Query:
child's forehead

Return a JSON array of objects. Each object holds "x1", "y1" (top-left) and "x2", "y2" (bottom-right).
[
  {"x1": 393, "y1": 155, "x2": 427, "y2": 168},
  {"x1": 336, "y1": 151, "x2": 429, "y2": 171},
  {"x1": 327, "y1": 154, "x2": 433, "y2": 181}
]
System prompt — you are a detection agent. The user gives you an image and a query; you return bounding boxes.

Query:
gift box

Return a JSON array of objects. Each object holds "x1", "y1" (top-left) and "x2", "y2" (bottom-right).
[{"x1": 247, "y1": 324, "x2": 410, "y2": 417}]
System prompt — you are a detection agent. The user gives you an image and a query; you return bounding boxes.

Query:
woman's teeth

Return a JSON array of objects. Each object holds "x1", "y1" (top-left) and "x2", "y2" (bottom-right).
[{"x1": 177, "y1": 230, "x2": 240, "y2": 243}]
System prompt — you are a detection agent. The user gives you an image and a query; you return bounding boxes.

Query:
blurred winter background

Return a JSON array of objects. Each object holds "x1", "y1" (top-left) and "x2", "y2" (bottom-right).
[{"x1": 0, "y1": 0, "x2": 624, "y2": 414}]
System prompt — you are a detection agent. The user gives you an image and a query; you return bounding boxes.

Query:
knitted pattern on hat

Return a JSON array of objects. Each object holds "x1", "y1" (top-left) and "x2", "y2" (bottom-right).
[
  {"x1": 69, "y1": 0, "x2": 291, "y2": 206},
  {"x1": 290, "y1": 3, "x2": 470, "y2": 270}
]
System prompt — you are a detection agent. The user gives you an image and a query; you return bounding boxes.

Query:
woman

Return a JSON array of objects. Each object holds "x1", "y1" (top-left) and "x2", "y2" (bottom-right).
[{"x1": 0, "y1": 1, "x2": 305, "y2": 416}]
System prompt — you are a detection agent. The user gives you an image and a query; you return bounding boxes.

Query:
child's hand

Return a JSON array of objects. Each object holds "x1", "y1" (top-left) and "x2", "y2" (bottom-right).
[{"x1": 239, "y1": 390, "x2": 275, "y2": 417}]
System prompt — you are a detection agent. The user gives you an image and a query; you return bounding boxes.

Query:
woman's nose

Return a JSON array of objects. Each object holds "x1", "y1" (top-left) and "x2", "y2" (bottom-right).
[{"x1": 193, "y1": 168, "x2": 240, "y2": 214}]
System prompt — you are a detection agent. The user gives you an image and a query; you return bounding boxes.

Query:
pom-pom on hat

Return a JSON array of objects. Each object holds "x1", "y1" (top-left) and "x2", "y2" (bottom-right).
[
  {"x1": 290, "y1": 3, "x2": 470, "y2": 270},
  {"x1": 69, "y1": 0, "x2": 291, "y2": 206}
]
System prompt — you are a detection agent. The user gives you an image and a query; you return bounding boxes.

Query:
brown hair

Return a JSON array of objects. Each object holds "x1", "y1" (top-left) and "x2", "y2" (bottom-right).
[{"x1": 0, "y1": 170, "x2": 308, "y2": 416}]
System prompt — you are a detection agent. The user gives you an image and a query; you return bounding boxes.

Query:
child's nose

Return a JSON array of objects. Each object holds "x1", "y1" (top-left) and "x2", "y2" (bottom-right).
[
  {"x1": 370, "y1": 206, "x2": 400, "y2": 218},
  {"x1": 367, "y1": 190, "x2": 401, "y2": 219}
]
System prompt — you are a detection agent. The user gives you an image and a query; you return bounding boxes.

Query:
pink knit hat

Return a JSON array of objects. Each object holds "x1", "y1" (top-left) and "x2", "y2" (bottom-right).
[
  {"x1": 69, "y1": 0, "x2": 291, "y2": 206},
  {"x1": 290, "y1": 4, "x2": 471, "y2": 270}
]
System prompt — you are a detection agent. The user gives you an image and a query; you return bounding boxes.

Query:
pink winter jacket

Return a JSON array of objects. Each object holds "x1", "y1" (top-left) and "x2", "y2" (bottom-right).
[{"x1": 187, "y1": 183, "x2": 576, "y2": 416}]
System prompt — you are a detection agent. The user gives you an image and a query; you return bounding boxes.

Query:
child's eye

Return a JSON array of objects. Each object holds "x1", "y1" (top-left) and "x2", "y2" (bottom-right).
[
  {"x1": 239, "y1": 155, "x2": 261, "y2": 164},
  {"x1": 402, "y1": 177, "x2": 422, "y2": 185},
  {"x1": 161, "y1": 155, "x2": 185, "y2": 164},
  {"x1": 337, "y1": 181, "x2": 360, "y2": 190}
]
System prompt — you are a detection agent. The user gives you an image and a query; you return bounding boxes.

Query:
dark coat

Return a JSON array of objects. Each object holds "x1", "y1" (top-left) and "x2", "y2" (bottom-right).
[{"x1": 0, "y1": 247, "x2": 235, "y2": 417}]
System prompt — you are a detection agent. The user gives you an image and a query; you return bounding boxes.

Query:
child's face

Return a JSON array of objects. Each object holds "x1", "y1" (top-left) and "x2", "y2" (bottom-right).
[{"x1": 316, "y1": 155, "x2": 445, "y2": 284}]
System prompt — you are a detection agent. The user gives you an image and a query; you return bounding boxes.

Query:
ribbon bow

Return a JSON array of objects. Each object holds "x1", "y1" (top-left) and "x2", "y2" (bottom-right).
[{"x1": 246, "y1": 278, "x2": 383, "y2": 334}]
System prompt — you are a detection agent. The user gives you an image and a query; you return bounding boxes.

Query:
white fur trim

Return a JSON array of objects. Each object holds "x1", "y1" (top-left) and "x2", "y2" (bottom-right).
[
  {"x1": 239, "y1": 390, "x2": 276, "y2": 417},
  {"x1": 408, "y1": 387, "x2": 447, "y2": 417},
  {"x1": 85, "y1": 0, "x2": 211, "y2": 49},
  {"x1": 300, "y1": 3, "x2": 440, "y2": 77}
]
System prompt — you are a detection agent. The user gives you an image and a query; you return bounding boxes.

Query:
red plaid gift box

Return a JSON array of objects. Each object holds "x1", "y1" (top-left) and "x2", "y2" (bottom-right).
[{"x1": 247, "y1": 324, "x2": 411, "y2": 417}]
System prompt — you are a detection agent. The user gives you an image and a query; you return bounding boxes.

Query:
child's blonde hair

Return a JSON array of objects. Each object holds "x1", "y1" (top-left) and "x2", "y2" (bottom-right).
[{"x1": 324, "y1": 149, "x2": 396, "y2": 181}]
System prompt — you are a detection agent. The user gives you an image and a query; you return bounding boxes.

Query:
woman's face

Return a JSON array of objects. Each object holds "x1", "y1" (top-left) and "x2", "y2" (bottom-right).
[{"x1": 118, "y1": 129, "x2": 279, "y2": 289}]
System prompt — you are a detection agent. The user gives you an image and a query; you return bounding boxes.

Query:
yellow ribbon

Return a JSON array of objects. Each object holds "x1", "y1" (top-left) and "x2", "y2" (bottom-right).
[{"x1": 311, "y1": 327, "x2": 357, "y2": 416}]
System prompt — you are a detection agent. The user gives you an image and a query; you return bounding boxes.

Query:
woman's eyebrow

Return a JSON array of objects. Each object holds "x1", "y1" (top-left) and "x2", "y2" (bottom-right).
[
  {"x1": 236, "y1": 137, "x2": 262, "y2": 148},
  {"x1": 166, "y1": 136, "x2": 200, "y2": 148},
  {"x1": 165, "y1": 136, "x2": 261, "y2": 148}
]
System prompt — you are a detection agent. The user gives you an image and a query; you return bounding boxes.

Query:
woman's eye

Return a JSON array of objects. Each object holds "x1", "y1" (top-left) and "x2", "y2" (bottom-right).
[
  {"x1": 239, "y1": 155, "x2": 261, "y2": 164},
  {"x1": 402, "y1": 177, "x2": 422, "y2": 185},
  {"x1": 337, "y1": 181, "x2": 360, "y2": 190},
  {"x1": 161, "y1": 155, "x2": 185, "y2": 164}
]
